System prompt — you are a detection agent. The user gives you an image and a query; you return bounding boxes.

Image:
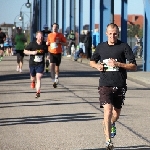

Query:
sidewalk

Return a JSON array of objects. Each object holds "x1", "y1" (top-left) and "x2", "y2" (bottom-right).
[{"x1": 64, "y1": 56, "x2": 150, "y2": 87}]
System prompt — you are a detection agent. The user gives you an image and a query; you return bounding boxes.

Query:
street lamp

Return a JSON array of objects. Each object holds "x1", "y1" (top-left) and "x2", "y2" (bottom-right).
[
  {"x1": 25, "y1": 0, "x2": 31, "y2": 8},
  {"x1": 19, "y1": 0, "x2": 32, "y2": 41},
  {"x1": 13, "y1": 14, "x2": 22, "y2": 35},
  {"x1": 19, "y1": 11, "x2": 29, "y2": 31},
  {"x1": 25, "y1": 0, "x2": 32, "y2": 41}
]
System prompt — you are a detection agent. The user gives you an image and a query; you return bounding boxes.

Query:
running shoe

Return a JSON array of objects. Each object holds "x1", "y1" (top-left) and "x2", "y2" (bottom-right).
[
  {"x1": 16, "y1": 66, "x2": 19, "y2": 72},
  {"x1": 35, "y1": 92, "x2": 40, "y2": 98},
  {"x1": 53, "y1": 82, "x2": 57, "y2": 88},
  {"x1": 31, "y1": 82, "x2": 35, "y2": 89},
  {"x1": 106, "y1": 139, "x2": 114, "y2": 150},
  {"x1": 55, "y1": 77, "x2": 59, "y2": 85},
  {"x1": 19, "y1": 69, "x2": 22, "y2": 73},
  {"x1": 111, "y1": 123, "x2": 116, "y2": 138}
]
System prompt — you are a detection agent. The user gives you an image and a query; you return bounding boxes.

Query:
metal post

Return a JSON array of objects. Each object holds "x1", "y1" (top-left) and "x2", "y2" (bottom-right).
[
  {"x1": 90, "y1": 0, "x2": 95, "y2": 32},
  {"x1": 62, "y1": 0, "x2": 66, "y2": 34},
  {"x1": 143, "y1": 0, "x2": 150, "y2": 71},
  {"x1": 70, "y1": 0, "x2": 75, "y2": 31},
  {"x1": 121, "y1": 0, "x2": 127, "y2": 42},
  {"x1": 90, "y1": 0, "x2": 95, "y2": 45},
  {"x1": 74, "y1": 0, "x2": 76, "y2": 33},
  {"x1": 22, "y1": 13, "x2": 24, "y2": 30},
  {"x1": 46, "y1": 0, "x2": 48, "y2": 24},
  {"x1": 111, "y1": 0, "x2": 114, "y2": 23},
  {"x1": 99, "y1": 0, "x2": 111, "y2": 42},
  {"x1": 56, "y1": 0, "x2": 59, "y2": 23},
  {"x1": 30, "y1": 3, "x2": 32, "y2": 41},
  {"x1": 79, "y1": 0, "x2": 83, "y2": 34},
  {"x1": 51, "y1": 0, "x2": 54, "y2": 24}
]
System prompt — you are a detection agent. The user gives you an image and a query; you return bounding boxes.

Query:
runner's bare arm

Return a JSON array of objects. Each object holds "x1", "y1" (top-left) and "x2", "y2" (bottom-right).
[
  {"x1": 90, "y1": 61, "x2": 104, "y2": 71},
  {"x1": 24, "y1": 49, "x2": 37, "y2": 55},
  {"x1": 115, "y1": 62, "x2": 137, "y2": 71}
]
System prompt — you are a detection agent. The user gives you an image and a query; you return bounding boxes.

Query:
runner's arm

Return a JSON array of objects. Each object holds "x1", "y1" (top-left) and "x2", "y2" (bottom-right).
[
  {"x1": 24, "y1": 49, "x2": 37, "y2": 55},
  {"x1": 115, "y1": 61, "x2": 137, "y2": 71},
  {"x1": 90, "y1": 61, "x2": 104, "y2": 72}
]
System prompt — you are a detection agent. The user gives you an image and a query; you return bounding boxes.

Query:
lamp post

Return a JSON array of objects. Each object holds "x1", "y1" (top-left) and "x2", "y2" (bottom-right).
[
  {"x1": 13, "y1": 14, "x2": 22, "y2": 35},
  {"x1": 19, "y1": 11, "x2": 24, "y2": 30},
  {"x1": 19, "y1": 0, "x2": 32, "y2": 41},
  {"x1": 19, "y1": 12, "x2": 29, "y2": 31},
  {"x1": 25, "y1": 0, "x2": 32, "y2": 41}
]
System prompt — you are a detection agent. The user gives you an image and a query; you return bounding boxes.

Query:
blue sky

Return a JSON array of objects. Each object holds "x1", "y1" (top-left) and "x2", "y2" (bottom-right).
[{"x1": 0, "y1": 0, "x2": 144, "y2": 27}]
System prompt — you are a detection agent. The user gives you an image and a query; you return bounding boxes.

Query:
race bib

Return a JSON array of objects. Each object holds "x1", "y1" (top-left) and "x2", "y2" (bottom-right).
[
  {"x1": 50, "y1": 42, "x2": 58, "y2": 49},
  {"x1": 0, "y1": 44, "x2": 3, "y2": 47},
  {"x1": 103, "y1": 59, "x2": 119, "y2": 71},
  {"x1": 34, "y1": 55, "x2": 43, "y2": 62}
]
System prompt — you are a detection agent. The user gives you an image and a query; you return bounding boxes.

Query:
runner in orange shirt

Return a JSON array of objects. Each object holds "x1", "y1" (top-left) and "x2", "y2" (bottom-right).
[{"x1": 46, "y1": 23, "x2": 67, "y2": 88}]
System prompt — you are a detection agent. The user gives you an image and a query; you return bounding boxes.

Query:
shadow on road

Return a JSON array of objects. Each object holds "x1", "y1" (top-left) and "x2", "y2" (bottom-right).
[
  {"x1": 0, "y1": 70, "x2": 100, "y2": 82},
  {"x1": 0, "y1": 113, "x2": 102, "y2": 126},
  {"x1": 81, "y1": 145, "x2": 150, "y2": 150}
]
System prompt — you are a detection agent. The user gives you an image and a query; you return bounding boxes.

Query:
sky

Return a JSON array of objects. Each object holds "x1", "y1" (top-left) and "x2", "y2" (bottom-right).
[
  {"x1": 0, "y1": 0, "x2": 144, "y2": 27},
  {"x1": 0, "y1": 0, "x2": 33, "y2": 27}
]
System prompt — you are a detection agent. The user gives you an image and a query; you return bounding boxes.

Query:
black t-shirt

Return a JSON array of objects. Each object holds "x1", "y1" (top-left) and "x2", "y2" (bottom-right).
[
  {"x1": 90, "y1": 40, "x2": 136, "y2": 87},
  {"x1": 0, "y1": 32, "x2": 6, "y2": 43},
  {"x1": 79, "y1": 34, "x2": 86, "y2": 43},
  {"x1": 25, "y1": 41, "x2": 48, "y2": 66},
  {"x1": 41, "y1": 30, "x2": 51, "y2": 45}
]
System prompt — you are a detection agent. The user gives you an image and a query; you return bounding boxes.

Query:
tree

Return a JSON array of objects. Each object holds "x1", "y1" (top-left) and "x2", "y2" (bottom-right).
[{"x1": 127, "y1": 24, "x2": 143, "y2": 38}]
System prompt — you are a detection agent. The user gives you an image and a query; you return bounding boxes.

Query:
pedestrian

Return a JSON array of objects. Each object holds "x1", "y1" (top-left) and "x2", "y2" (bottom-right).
[
  {"x1": 74, "y1": 47, "x2": 83, "y2": 61},
  {"x1": 90, "y1": 23, "x2": 137, "y2": 149},
  {"x1": 84, "y1": 31, "x2": 92, "y2": 59},
  {"x1": 0, "y1": 28, "x2": 6, "y2": 61},
  {"x1": 4, "y1": 34, "x2": 10, "y2": 56},
  {"x1": 46, "y1": 23, "x2": 67, "y2": 88},
  {"x1": 41, "y1": 24, "x2": 51, "y2": 73},
  {"x1": 132, "y1": 34, "x2": 141, "y2": 57},
  {"x1": 24, "y1": 31, "x2": 47, "y2": 98},
  {"x1": 9, "y1": 35, "x2": 14, "y2": 56},
  {"x1": 79, "y1": 30, "x2": 86, "y2": 53},
  {"x1": 68, "y1": 30, "x2": 75, "y2": 56},
  {"x1": 14, "y1": 27, "x2": 27, "y2": 72}
]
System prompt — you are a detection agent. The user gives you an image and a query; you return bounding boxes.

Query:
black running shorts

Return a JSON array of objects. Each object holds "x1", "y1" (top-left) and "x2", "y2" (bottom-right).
[
  {"x1": 50, "y1": 53, "x2": 61, "y2": 66},
  {"x1": 98, "y1": 86, "x2": 126, "y2": 109}
]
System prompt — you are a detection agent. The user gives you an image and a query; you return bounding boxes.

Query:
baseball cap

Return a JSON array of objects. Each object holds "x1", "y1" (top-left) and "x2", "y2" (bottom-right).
[{"x1": 43, "y1": 24, "x2": 48, "y2": 28}]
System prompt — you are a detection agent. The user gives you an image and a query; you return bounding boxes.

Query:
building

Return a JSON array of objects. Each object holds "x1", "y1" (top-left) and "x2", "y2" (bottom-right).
[
  {"x1": 0, "y1": 22, "x2": 14, "y2": 37},
  {"x1": 114, "y1": 14, "x2": 143, "y2": 28}
]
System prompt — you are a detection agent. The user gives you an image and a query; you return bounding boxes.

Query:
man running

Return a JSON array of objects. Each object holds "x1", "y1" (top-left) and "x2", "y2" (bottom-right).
[
  {"x1": 0, "y1": 28, "x2": 6, "y2": 61},
  {"x1": 46, "y1": 23, "x2": 67, "y2": 88},
  {"x1": 90, "y1": 23, "x2": 137, "y2": 149},
  {"x1": 24, "y1": 31, "x2": 47, "y2": 98},
  {"x1": 14, "y1": 27, "x2": 26, "y2": 72}
]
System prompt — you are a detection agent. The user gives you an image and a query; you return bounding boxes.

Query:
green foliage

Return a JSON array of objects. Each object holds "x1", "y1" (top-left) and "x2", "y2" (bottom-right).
[{"x1": 127, "y1": 24, "x2": 143, "y2": 38}]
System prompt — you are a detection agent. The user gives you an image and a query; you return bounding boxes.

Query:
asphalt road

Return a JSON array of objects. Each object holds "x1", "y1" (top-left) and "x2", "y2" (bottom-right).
[{"x1": 0, "y1": 56, "x2": 150, "y2": 150}]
